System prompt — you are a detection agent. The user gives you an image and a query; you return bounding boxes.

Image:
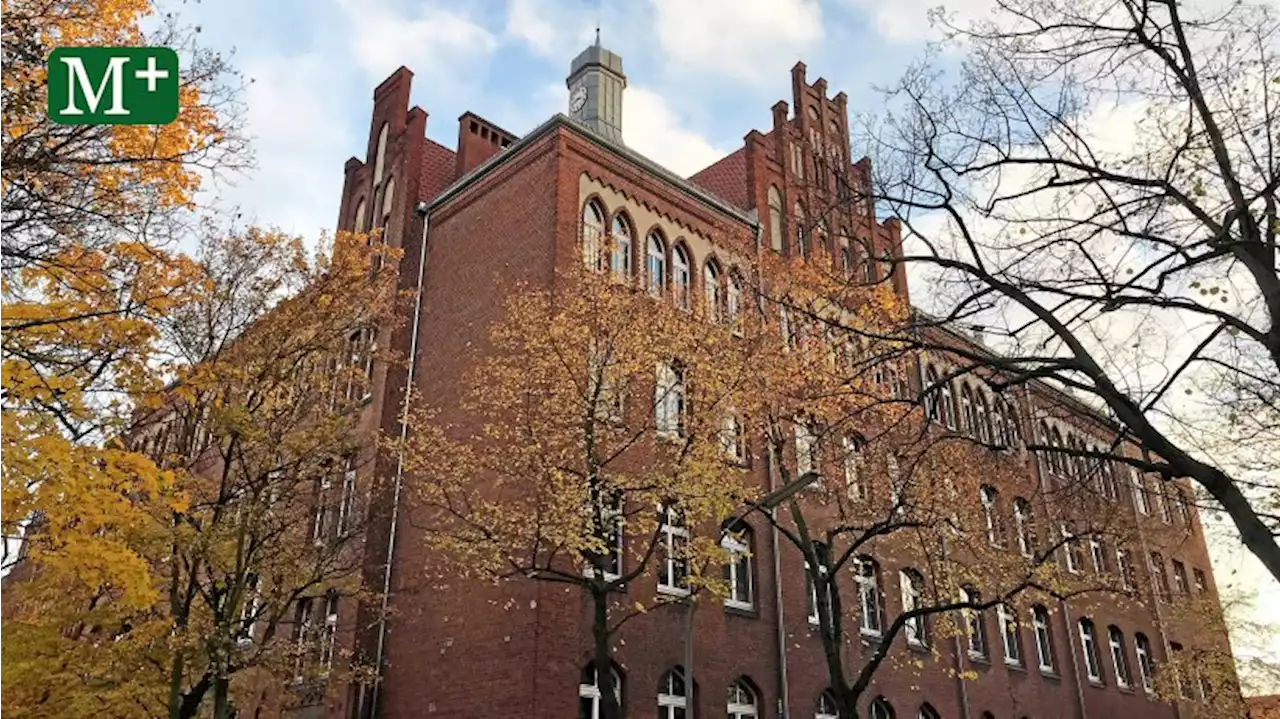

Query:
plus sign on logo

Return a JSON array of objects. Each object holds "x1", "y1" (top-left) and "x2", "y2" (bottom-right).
[{"x1": 47, "y1": 47, "x2": 179, "y2": 125}]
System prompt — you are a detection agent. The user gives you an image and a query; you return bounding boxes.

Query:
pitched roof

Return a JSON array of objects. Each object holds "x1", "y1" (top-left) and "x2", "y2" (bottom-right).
[
  {"x1": 687, "y1": 147, "x2": 750, "y2": 211},
  {"x1": 418, "y1": 138, "x2": 458, "y2": 203}
]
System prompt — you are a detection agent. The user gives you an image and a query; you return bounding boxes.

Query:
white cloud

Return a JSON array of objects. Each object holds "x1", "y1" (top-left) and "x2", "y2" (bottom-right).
[
  {"x1": 651, "y1": 0, "x2": 823, "y2": 85},
  {"x1": 338, "y1": 0, "x2": 497, "y2": 85},
  {"x1": 504, "y1": 0, "x2": 561, "y2": 57},
  {"x1": 209, "y1": 53, "x2": 351, "y2": 240},
  {"x1": 840, "y1": 0, "x2": 988, "y2": 43},
  {"x1": 624, "y1": 87, "x2": 729, "y2": 176}
]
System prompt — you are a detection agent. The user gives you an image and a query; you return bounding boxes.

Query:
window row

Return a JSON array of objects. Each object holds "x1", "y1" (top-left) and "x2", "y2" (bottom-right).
[
  {"x1": 580, "y1": 663, "x2": 930, "y2": 719},
  {"x1": 922, "y1": 365, "x2": 1022, "y2": 449},
  {"x1": 582, "y1": 200, "x2": 743, "y2": 327},
  {"x1": 764, "y1": 186, "x2": 884, "y2": 287}
]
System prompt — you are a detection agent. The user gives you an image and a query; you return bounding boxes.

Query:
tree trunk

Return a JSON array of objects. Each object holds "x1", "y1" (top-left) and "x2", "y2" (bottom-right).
[{"x1": 593, "y1": 591, "x2": 621, "y2": 719}]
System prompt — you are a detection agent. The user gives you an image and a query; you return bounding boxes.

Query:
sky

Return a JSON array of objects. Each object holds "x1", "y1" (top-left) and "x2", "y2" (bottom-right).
[
  {"x1": 181, "y1": 0, "x2": 979, "y2": 239},
  {"x1": 176, "y1": 0, "x2": 1278, "y2": 679}
]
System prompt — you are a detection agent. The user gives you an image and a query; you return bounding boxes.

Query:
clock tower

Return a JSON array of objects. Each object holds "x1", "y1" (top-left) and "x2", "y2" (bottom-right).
[{"x1": 566, "y1": 35, "x2": 626, "y2": 143}]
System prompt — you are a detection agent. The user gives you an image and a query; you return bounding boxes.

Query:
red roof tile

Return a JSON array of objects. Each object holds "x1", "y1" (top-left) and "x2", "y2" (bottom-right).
[
  {"x1": 418, "y1": 138, "x2": 457, "y2": 203},
  {"x1": 687, "y1": 147, "x2": 750, "y2": 211}
]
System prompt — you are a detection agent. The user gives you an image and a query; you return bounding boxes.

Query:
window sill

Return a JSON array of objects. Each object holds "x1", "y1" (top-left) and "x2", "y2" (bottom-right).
[
  {"x1": 1005, "y1": 660, "x2": 1026, "y2": 672},
  {"x1": 1087, "y1": 679, "x2": 1105, "y2": 689},
  {"x1": 1117, "y1": 685, "x2": 1135, "y2": 694},
  {"x1": 724, "y1": 602, "x2": 757, "y2": 619},
  {"x1": 967, "y1": 654, "x2": 991, "y2": 665},
  {"x1": 860, "y1": 628, "x2": 883, "y2": 640},
  {"x1": 1038, "y1": 669, "x2": 1060, "y2": 681},
  {"x1": 906, "y1": 640, "x2": 930, "y2": 654},
  {"x1": 657, "y1": 585, "x2": 690, "y2": 598}
]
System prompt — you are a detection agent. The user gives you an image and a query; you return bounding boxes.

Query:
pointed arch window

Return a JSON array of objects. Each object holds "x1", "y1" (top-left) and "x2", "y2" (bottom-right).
[
  {"x1": 352, "y1": 199, "x2": 367, "y2": 233},
  {"x1": 768, "y1": 186, "x2": 784, "y2": 252},
  {"x1": 704, "y1": 261, "x2": 721, "y2": 322},
  {"x1": 980, "y1": 485, "x2": 1002, "y2": 546},
  {"x1": 658, "y1": 667, "x2": 689, "y2": 719},
  {"x1": 856, "y1": 556, "x2": 883, "y2": 636},
  {"x1": 1079, "y1": 618, "x2": 1102, "y2": 682},
  {"x1": 611, "y1": 214, "x2": 633, "y2": 280},
  {"x1": 815, "y1": 691, "x2": 838, "y2": 719},
  {"x1": 1013, "y1": 498, "x2": 1033, "y2": 557},
  {"x1": 579, "y1": 663, "x2": 621, "y2": 719},
  {"x1": 869, "y1": 697, "x2": 895, "y2": 719},
  {"x1": 961, "y1": 586, "x2": 987, "y2": 658},
  {"x1": 794, "y1": 202, "x2": 807, "y2": 257},
  {"x1": 1032, "y1": 605, "x2": 1055, "y2": 673},
  {"x1": 647, "y1": 231, "x2": 667, "y2": 297},
  {"x1": 1108, "y1": 625, "x2": 1132, "y2": 687},
  {"x1": 960, "y1": 384, "x2": 975, "y2": 435},
  {"x1": 380, "y1": 176, "x2": 396, "y2": 230},
  {"x1": 727, "y1": 273, "x2": 743, "y2": 335},
  {"x1": 673, "y1": 245, "x2": 692, "y2": 311},
  {"x1": 727, "y1": 680, "x2": 757, "y2": 719},
  {"x1": 582, "y1": 201, "x2": 607, "y2": 271},
  {"x1": 900, "y1": 568, "x2": 926, "y2": 646},
  {"x1": 372, "y1": 122, "x2": 389, "y2": 185}
]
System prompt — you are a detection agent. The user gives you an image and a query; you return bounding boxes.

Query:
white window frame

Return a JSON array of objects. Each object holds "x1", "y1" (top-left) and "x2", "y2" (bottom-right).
[
  {"x1": 857, "y1": 557, "x2": 882, "y2": 637},
  {"x1": 579, "y1": 665, "x2": 622, "y2": 719},
  {"x1": 843, "y1": 437, "x2": 864, "y2": 501},
  {"x1": 1032, "y1": 606, "x2": 1055, "y2": 673},
  {"x1": 727, "y1": 275, "x2": 743, "y2": 336},
  {"x1": 658, "y1": 504, "x2": 689, "y2": 596},
  {"x1": 704, "y1": 262, "x2": 721, "y2": 323},
  {"x1": 727, "y1": 681, "x2": 757, "y2": 719},
  {"x1": 320, "y1": 594, "x2": 339, "y2": 672},
  {"x1": 1116, "y1": 548, "x2": 1134, "y2": 590},
  {"x1": 980, "y1": 485, "x2": 1000, "y2": 546},
  {"x1": 805, "y1": 560, "x2": 822, "y2": 626},
  {"x1": 655, "y1": 362, "x2": 686, "y2": 439},
  {"x1": 1079, "y1": 619, "x2": 1102, "y2": 683},
  {"x1": 1131, "y1": 469, "x2": 1150, "y2": 515},
  {"x1": 815, "y1": 691, "x2": 838, "y2": 719},
  {"x1": 795, "y1": 420, "x2": 818, "y2": 476},
  {"x1": 962, "y1": 587, "x2": 986, "y2": 659},
  {"x1": 999, "y1": 604, "x2": 1022, "y2": 666},
  {"x1": 611, "y1": 214, "x2": 632, "y2": 281},
  {"x1": 1014, "y1": 499, "x2": 1033, "y2": 558},
  {"x1": 1108, "y1": 626, "x2": 1131, "y2": 688},
  {"x1": 900, "y1": 570, "x2": 925, "y2": 647},
  {"x1": 723, "y1": 533, "x2": 753, "y2": 610},
  {"x1": 336, "y1": 456, "x2": 358, "y2": 537},
  {"x1": 1089, "y1": 537, "x2": 1106, "y2": 573},
  {"x1": 1135, "y1": 634, "x2": 1155, "y2": 693},
  {"x1": 1062, "y1": 526, "x2": 1081, "y2": 574},
  {"x1": 647, "y1": 232, "x2": 666, "y2": 297},
  {"x1": 658, "y1": 668, "x2": 688, "y2": 719},
  {"x1": 673, "y1": 246, "x2": 692, "y2": 311}
]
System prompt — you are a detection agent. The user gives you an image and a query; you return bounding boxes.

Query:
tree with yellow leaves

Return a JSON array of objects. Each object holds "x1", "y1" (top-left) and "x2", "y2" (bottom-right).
[
  {"x1": 3, "y1": 229, "x2": 401, "y2": 719},
  {"x1": 2, "y1": 0, "x2": 247, "y2": 617},
  {"x1": 399, "y1": 266, "x2": 765, "y2": 719}
]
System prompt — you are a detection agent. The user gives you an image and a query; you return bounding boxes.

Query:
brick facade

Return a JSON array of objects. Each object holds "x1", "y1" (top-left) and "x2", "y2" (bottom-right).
[{"x1": 321, "y1": 56, "x2": 1237, "y2": 719}]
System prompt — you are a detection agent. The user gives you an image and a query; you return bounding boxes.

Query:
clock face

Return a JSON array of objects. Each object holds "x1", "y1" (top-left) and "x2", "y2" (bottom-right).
[{"x1": 570, "y1": 86, "x2": 588, "y2": 114}]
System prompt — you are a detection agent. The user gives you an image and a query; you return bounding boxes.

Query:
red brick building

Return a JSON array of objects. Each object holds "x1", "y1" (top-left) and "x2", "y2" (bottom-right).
[{"x1": 326, "y1": 41, "x2": 1237, "y2": 719}]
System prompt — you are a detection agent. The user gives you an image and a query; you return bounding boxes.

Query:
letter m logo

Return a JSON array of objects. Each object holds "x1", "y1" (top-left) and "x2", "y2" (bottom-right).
[{"x1": 48, "y1": 47, "x2": 179, "y2": 125}]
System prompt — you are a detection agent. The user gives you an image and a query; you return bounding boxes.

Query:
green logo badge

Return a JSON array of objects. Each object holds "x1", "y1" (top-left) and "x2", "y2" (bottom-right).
[{"x1": 48, "y1": 47, "x2": 179, "y2": 125}]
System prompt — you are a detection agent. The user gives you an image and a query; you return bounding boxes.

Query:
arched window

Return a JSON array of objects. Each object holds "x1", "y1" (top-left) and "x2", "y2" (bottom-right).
[
  {"x1": 869, "y1": 697, "x2": 895, "y2": 719},
  {"x1": 1049, "y1": 427, "x2": 1065, "y2": 475},
  {"x1": 1078, "y1": 618, "x2": 1102, "y2": 682},
  {"x1": 961, "y1": 586, "x2": 987, "y2": 658},
  {"x1": 658, "y1": 667, "x2": 688, "y2": 719},
  {"x1": 924, "y1": 367, "x2": 942, "y2": 423},
  {"x1": 727, "y1": 679, "x2": 757, "y2": 719},
  {"x1": 1031, "y1": 605, "x2": 1055, "y2": 673},
  {"x1": 582, "y1": 200, "x2": 606, "y2": 271},
  {"x1": 980, "y1": 485, "x2": 1001, "y2": 546},
  {"x1": 373, "y1": 122, "x2": 389, "y2": 185},
  {"x1": 856, "y1": 556, "x2": 883, "y2": 636},
  {"x1": 352, "y1": 199, "x2": 367, "y2": 233},
  {"x1": 1108, "y1": 625, "x2": 1131, "y2": 687},
  {"x1": 794, "y1": 202, "x2": 808, "y2": 257},
  {"x1": 579, "y1": 662, "x2": 621, "y2": 719},
  {"x1": 858, "y1": 240, "x2": 875, "y2": 283},
  {"x1": 655, "y1": 361, "x2": 686, "y2": 438},
  {"x1": 900, "y1": 568, "x2": 926, "y2": 646},
  {"x1": 1130, "y1": 469, "x2": 1151, "y2": 515},
  {"x1": 1013, "y1": 498, "x2": 1033, "y2": 557},
  {"x1": 704, "y1": 261, "x2": 721, "y2": 322},
  {"x1": 815, "y1": 690, "x2": 839, "y2": 719},
  {"x1": 673, "y1": 245, "x2": 692, "y2": 311},
  {"x1": 1134, "y1": 632, "x2": 1154, "y2": 692},
  {"x1": 767, "y1": 186, "x2": 784, "y2": 252},
  {"x1": 727, "y1": 273, "x2": 743, "y2": 335},
  {"x1": 960, "y1": 384, "x2": 975, "y2": 435},
  {"x1": 723, "y1": 525, "x2": 754, "y2": 610},
  {"x1": 991, "y1": 398, "x2": 1007, "y2": 447},
  {"x1": 974, "y1": 392, "x2": 992, "y2": 443},
  {"x1": 647, "y1": 231, "x2": 667, "y2": 297},
  {"x1": 379, "y1": 176, "x2": 396, "y2": 230},
  {"x1": 838, "y1": 231, "x2": 852, "y2": 275},
  {"x1": 1002, "y1": 399, "x2": 1021, "y2": 446},
  {"x1": 939, "y1": 373, "x2": 957, "y2": 429},
  {"x1": 611, "y1": 214, "x2": 633, "y2": 280},
  {"x1": 918, "y1": 704, "x2": 940, "y2": 719}
]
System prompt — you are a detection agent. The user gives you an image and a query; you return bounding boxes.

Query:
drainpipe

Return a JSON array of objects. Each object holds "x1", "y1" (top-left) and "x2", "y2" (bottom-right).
[
  {"x1": 370, "y1": 201, "x2": 431, "y2": 717},
  {"x1": 767, "y1": 448, "x2": 791, "y2": 719},
  {"x1": 1060, "y1": 599, "x2": 1089, "y2": 719}
]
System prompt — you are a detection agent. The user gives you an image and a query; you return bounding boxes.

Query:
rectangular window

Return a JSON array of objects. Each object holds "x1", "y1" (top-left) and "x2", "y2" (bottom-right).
[
  {"x1": 1131, "y1": 470, "x2": 1150, "y2": 515},
  {"x1": 312, "y1": 477, "x2": 331, "y2": 545},
  {"x1": 1150, "y1": 552, "x2": 1171, "y2": 602},
  {"x1": 1135, "y1": 634, "x2": 1155, "y2": 692},
  {"x1": 795, "y1": 420, "x2": 817, "y2": 476},
  {"x1": 1032, "y1": 608, "x2": 1055, "y2": 673},
  {"x1": 962, "y1": 588, "x2": 987, "y2": 659},
  {"x1": 999, "y1": 604, "x2": 1021, "y2": 666},
  {"x1": 237, "y1": 574, "x2": 260, "y2": 646},
  {"x1": 723, "y1": 534, "x2": 753, "y2": 610},
  {"x1": 719, "y1": 414, "x2": 747, "y2": 462},
  {"x1": 1172, "y1": 560, "x2": 1189, "y2": 597},
  {"x1": 856, "y1": 558, "x2": 882, "y2": 636},
  {"x1": 658, "y1": 504, "x2": 689, "y2": 594},
  {"x1": 1193, "y1": 568, "x2": 1207, "y2": 595},
  {"x1": 654, "y1": 363, "x2": 686, "y2": 438},
  {"x1": 1080, "y1": 621, "x2": 1102, "y2": 683},
  {"x1": 805, "y1": 561, "x2": 820, "y2": 626},
  {"x1": 1108, "y1": 627, "x2": 1131, "y2": 687},
  {"x1": 336, "y1": 456, "x2": 358, "y2": 537},
  {"x1": 1089, "y1": 537, "x2": 1106, "y2": 573},
  {"x1": 1062, "y1": 526, "x2": 1081, "y2": 574},
  {"x1": 1117, "y1": 548, "x2": 1135, "y2": 590},
  {"x1": 843, "y1": 437, "x2": 864, "y2": 501},
  {"x1": 320, "y1": 594, "x2": 339, "y2": 672}
]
